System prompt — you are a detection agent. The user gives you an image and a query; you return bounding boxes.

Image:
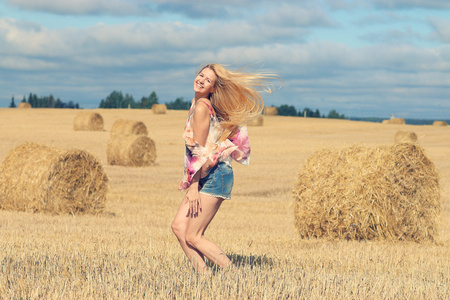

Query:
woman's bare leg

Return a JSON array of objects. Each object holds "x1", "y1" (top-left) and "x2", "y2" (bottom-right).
[
  {"x1": 172, "y1": 193, "x2": 232, "y2": 272},
  {"x1": 185, "y1": 194, "x2": 232, "y2": 269},
  {"x1": 171, "y1": 199, "x2": 207, "y2": 272}
]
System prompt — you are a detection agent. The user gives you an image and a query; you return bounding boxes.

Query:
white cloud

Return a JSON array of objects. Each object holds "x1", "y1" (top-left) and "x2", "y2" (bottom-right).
[
  {"x1": 0, "y1": 17, "x2": 310, "y2": 66},
  {"x1": 429, "y1": 18, "x2": 450, "y2": 43},
  {"x1": 2, "y1": 16, "x2": 450, "y2": 117},
  {"x1": 359, "y1": 26, "x2": 426, "y2": 44},
  {"x1": 254, "y1": 3, "x2": 336, "y2": 28},
  {"x1": 6, "y1": 0, "x2": 156, "y2": 16},
  {"x1": 371, "y1": 0, "x2": 450, "y2": 10},
  {"x1": 1, "y1": 1, "x2": 450, "y2": 118}
]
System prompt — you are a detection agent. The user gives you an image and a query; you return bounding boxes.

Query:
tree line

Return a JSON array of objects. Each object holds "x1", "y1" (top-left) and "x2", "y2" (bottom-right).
[
  {"x1": 276, "y1": 104, "x2": 345, "y2": 119},
  {"x1": 98, "y1": 90, "x2": 190, "y2": 110},
  {"x1": 9, "y1": 90, "x2": 345, "y2": 119},
  {"x1": 97, "y1": 91, "x2": 346, "y2": 118},
  {"x1": 9, "y1": 94, "x2": 79, "y2": 108}
]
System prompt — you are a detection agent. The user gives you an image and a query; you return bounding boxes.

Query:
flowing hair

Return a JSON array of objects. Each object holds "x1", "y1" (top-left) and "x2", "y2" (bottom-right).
[{"x1": 198, "y1": 63, "x2": 277, "y2": 142}]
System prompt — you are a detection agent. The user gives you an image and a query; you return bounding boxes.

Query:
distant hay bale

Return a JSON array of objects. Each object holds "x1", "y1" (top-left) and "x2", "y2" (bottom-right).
[
  {"x1": 394, "y1": 131, "x2": 417, "y2": 143},
  {"x1": 293, "y1": 143, "x2": 440, "y2": 242},
  {"x1": 433, "y1": 121, "x2": 448, "y2": 126},
  {"x1": 248, "y1": 115, "x2": 264, "y2": 126},
  {"x1": 18, "y1": 102, "x2": 31, "y2": 109},
  {"x1": 390, "y1": 118, "x2": 405, "y2": 124},
  {"x1": 73, "y1": 111, "x2": 104, "y2": 131},
  {"x1": 264, "y1": 106, "x2": 278, "y2": 116},
  {"x1": 107, "y1": 135, "x2": 157, "y2": 167},
  {"x1": 0, "y1": 143, "x2": 108, "y2": 214},
  {"x1": 110, "y1": 119, "x2": 148, "y2": 138},
  {"x1": 152, "y1": 104, "x2": 167, "y2": 114},
  {"x1": 383, "y1": 118, "x2": 405, "y2": 125},
  {"x1": 108, "y1": 118, "x2": 156, "y2": 166}
]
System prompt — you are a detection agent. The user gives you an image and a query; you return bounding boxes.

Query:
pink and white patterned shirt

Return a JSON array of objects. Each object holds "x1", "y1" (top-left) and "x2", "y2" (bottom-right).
[{"x1": 178, "y1": 101, "x2": 251, "y2": 191}]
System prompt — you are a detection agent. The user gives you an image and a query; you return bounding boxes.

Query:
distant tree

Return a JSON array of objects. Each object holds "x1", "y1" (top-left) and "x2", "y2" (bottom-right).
[
  {"x1": 327, "y1": 109, "x2": 345, "y2": 119},
  {"x1": 166, "y1": 97, "x2": 190, "y2": 110},
  {"x1": 314, "y1": 109, "x2": 321, "y2": 118},
  {"x1": 28, "y1": 93, "x2": 38, "y2": 108},
  {"x1": 99, "y1": 91, "x2": 128, "y2": 108},
  {"x1": 47, "y1": 94, "x2": 55, "y2": 108},
  {"x1": 277, "y1": 104, "x2": 297, "y2": 116},
  {"x1": 122, "y1": 93, "x2": 136, "y2": 108},
  {"x1": 38, "y1": 96, "x2": 45, "y2": 108},
  {"x1": 9, "y1": 96, "x2": 16, "y2": 108},
  {"x1": 301, "y1": 107, "x2": 312, "y2": 117},
  {"x1": 140, "y1": 91, "x2": 159, "y2": 109},
  {"x1": 299, "y1": 107, "x2": 321, "y2": 118}
]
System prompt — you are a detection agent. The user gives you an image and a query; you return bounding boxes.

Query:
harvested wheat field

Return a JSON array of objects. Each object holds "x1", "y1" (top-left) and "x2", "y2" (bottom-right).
[{"x1": 0, "y1": 108, "x2": 449, "y2": 299}]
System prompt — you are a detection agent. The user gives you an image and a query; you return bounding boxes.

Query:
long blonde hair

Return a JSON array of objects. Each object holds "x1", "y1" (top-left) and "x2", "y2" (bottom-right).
[{"x1": 198, "y1": 63, "x2": 276, "y2": 141}]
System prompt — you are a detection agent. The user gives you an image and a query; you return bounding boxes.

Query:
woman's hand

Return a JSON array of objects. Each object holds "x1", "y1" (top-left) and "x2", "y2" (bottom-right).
[{"x1": 185, "y1": 185, "x2": 202, "y2": 217}]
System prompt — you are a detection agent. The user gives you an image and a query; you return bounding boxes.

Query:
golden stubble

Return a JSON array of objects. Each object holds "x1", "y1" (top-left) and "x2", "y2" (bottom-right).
[{"x1": 0, "y1": 108, "x2": 449, "y2": 299}]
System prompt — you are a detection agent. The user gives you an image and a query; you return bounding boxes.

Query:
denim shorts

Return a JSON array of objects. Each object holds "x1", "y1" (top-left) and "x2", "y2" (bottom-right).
[{"x1": 199, "y1": 162, "x2": 234, "y2": 200}]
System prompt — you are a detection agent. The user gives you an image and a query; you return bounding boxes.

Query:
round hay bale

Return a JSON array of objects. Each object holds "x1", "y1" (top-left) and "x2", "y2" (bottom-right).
[
  {"x1": 110, "y1": 119, "x2": 148, "y2": 138},
  {"x1": 293, "y1": 143, "x2": 440, "y2": 242},
  {"x1": 152, "y1": 104, "x2": 167, "y2": 114},
  {"x1": 433, "y1": 121, "x2": 448, "y2": 126},
  {"x1": 0, "y1": 143, "x2": 108, "y2": 214},
  {"x1": 394, "y1": 131, "x2": 417, "y2": 143},
  {"x1": 390, "y1": 118, "x2": 405, "y2": 125},
  {"x1": 381, "y1": 119, "x2": 390, "y2": 124},
  {"x1": 247, "y1": 115, "x2": 264, "y2": 126},
  {"x1": 18, "y1": 102, "x2": 32, "y2": 109},
  {"x1": 264, "y1": 106, "x2": 278, "y2": 116},
  {"x1": 107, "y1": 135, "x2": 156, "y2": 167},
  {"x1": 73, "y1": 111, "x2": 104, "y2": 131}
]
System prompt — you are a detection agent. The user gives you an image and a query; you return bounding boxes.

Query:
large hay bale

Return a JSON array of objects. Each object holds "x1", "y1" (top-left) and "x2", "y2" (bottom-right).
[
  {"x1": 152, "y1": 104, "x2": 167, "y2": 114},
  {"x1": 18, "y1": 102, "x2": 32, "y2": 109},
  {"x1": 247, "y1": 115, "x2": 264, "y2": 126},
  {"x1": 110, "y1": 119, "x2": 148, "y2": 138},
  {"x1": 107, "y1": 135, "x2": 157, "y2": 167},
  {"x1": 433, "y1": 121, "x2": 448, "y2": 126},
  {"x1": 293, "y1": 143, "x2": 440, "y2": 242},
  {"x1": 0, "y1": 143, "x2": 108, "y2": 214},
  {"x1": 381, "y1": 119, "x2": 390, "y2": 124},
  {"x1": 73, "y1": 111, "x2": 104, "y2": 131},
  {"x1": 264, "y1": 106, "x2": 278, "y2": 116},
  {"x1": 394, "y1": 131, "x2": 417, "y2": 143}
]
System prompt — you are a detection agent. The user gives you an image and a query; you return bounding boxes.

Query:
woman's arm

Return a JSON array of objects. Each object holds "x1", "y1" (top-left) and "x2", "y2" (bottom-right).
[
  {"x1": 185, "y1": 100, "x2": 211, "y2": 217},
  {"x1": 191, "y1": 100, "x2": 211, "y2": 147}
]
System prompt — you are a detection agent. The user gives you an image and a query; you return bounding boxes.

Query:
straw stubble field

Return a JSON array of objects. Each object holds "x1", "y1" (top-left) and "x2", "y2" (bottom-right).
[{"x1": 0, "y1": 108, "x2": 449, "y2": 299}]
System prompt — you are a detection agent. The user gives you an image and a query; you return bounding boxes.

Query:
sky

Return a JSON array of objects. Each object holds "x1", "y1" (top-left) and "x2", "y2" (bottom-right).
[{"x1": 1, "y1": 0, "x2": 449, "y2": 119}]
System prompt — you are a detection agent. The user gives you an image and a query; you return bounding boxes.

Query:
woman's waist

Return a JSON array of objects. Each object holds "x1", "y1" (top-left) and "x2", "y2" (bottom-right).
[{"x1": 200, "y1": 159, "x2": 232, "y2": 178}]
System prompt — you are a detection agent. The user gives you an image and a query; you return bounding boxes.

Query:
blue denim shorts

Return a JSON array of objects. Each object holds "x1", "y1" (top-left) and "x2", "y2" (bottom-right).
[{"x1": 199, "y1": 162, "x2": 234, "y2": 200}]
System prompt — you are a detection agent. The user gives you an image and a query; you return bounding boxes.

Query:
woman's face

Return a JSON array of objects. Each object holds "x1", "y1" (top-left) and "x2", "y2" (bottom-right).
[{"x1": 193, "y1": 67, "x2": 217, "y2": 97}]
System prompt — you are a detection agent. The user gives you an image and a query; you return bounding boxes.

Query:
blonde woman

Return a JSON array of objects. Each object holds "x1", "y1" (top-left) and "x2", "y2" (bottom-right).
[{"x1": 171, "y1": 63, "x2": 275, "y2": 273}]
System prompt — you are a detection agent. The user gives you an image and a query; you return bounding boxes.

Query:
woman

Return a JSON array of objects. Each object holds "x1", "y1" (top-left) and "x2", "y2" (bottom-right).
[{"x1": 171, "y1": 63, "x2": 275, "y2": 273}]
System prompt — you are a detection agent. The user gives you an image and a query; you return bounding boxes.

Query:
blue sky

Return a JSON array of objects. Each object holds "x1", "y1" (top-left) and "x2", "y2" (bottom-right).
[{"x1": 1, "y1": 0, "x2": 449, "y2": 119}]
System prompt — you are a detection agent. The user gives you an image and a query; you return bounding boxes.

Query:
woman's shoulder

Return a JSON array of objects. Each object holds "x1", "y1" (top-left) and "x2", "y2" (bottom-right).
[{"x1": 195, "y1": 98, "x2": 215, "y2": 116}]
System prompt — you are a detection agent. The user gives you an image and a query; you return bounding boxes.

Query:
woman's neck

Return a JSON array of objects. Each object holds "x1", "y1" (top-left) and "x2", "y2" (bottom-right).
[{"x1": 194, "y1": 91, "x2": 210, "y2": 102}]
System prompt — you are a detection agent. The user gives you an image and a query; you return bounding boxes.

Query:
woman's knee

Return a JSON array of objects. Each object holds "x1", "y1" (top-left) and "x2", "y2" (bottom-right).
[
  {"x1": 185, "y1": 232, "x2": 201, "y2": 247},
  {"x1": 171, "y1": 220, "x2": 184, "y2": 238}
]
